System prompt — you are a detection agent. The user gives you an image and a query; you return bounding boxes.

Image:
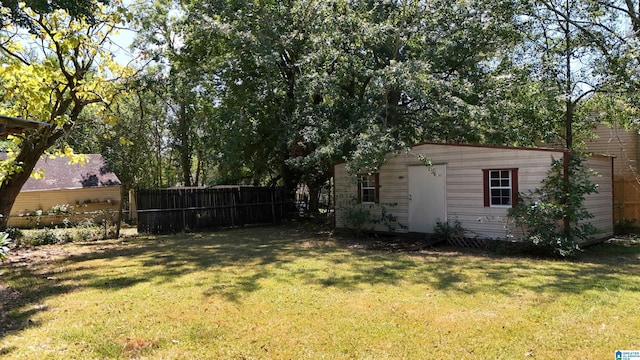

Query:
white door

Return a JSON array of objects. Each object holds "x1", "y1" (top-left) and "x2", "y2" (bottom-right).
[{"x1": 408, "y1": 164, "x2": 446, "y2": 233}]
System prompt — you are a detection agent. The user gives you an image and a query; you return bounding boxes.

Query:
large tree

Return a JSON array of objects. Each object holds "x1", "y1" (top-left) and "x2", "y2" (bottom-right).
[
  {"x1": 68, "y1": 72, "x2": 179, "y2": 190},
  {"x1": 591, "y1": 1, "x2": 640, "y2": 119},
  {"x1": 127, "y1": 0, "x2": 219, "y2": 187},
  {"x1": 0, "y1": 1, "x2": 134, "y2": 230},
  {"x1": 181, "y1": 0, "x2": 527, "y2": 209},
  {"x1": 118, "y1": 0, "x2": 637, "y2": 216},
  {"x1": 502, "y1": 0, "x2": 622, "y2": 246},
  {"x1": 0, "y1": 0, "x2": 110, "y2": 30}
]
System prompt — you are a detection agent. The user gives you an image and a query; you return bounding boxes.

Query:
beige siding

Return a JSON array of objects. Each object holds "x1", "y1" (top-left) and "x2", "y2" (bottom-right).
[
  {"x1": 584, "y1": 156, "x2": 614, "y2": 238},
  {"x1": 586, "y1": 123, "x2": 638, "y2": 175},
  {"x1": 335, "y1": 143, "x2": 614, "y2": 241},
  {"x1": 8, "y1": 187, "x2": 121, "y2": 228},
  {"x1": 585, "y1": 124, "x2": 638, "y2": 225}
]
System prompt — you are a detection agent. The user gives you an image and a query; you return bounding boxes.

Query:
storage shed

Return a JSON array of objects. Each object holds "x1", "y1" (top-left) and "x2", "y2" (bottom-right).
[
  {"x1": 333, "y1": 142, "x2": 614, "y2": 242},
  {"x1": 6, "y1": 154, "x2": 121, "y2": 228}
]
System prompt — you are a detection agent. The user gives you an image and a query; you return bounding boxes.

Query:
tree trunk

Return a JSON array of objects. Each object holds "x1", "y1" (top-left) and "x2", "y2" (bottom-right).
[
  {"x1": 195, "y1": 155, "x2": 202, "y2": 186},
  {"x1": 0, "y1": 130, "x2": 59, "y2": 231},
  {"x1": 562, "y1": 0, "x2": 573, "y2": 240},
  {"x1": 115, "y1": 185, "x2": 126, "y2": 238},
  {"x1": 178, "y1": 103, "x2": 192, "y2": 187},
  {"x1": 307, "y1": 183, "x2": 321, "y2": 215},
  {"x1": 0, "y1": 179, "x2": 24, "y2": 231}
]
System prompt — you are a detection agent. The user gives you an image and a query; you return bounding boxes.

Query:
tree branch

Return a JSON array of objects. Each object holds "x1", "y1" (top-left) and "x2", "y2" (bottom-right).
[
  {"x1": 0, "y1": 43, "x2": 30, "y2": 66},
  {"x1": 539, "y1": 1, "x2": 618, "y2": 56},
  {"x1": 36, "y1": 15, "x2": 74, "y2": 83},
  {"x1": 572, "y1": 87, "x2": 597, "y2": 105}
]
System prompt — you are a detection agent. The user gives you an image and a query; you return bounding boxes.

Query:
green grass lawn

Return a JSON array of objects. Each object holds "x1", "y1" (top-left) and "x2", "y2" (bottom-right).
[{"x1": 1, "y1": 224, "x2": 639, "y2": 359}]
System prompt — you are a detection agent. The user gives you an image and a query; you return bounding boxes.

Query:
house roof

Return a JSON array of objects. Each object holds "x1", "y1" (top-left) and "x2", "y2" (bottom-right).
[
  {"x1": 19, "y1": 154, "x2": 121, "y2": 191},
  {"x1": 0, "y1": 115, "x2": 52, "y2": 137}
]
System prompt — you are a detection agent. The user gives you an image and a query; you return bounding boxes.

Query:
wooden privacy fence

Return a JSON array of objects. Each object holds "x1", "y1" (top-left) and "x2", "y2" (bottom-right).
[
  {"x1": 136, "y1": 186, "x2": 294, "y2": 234},
  {"x1": 613, "y1": 175, "x2": 640, "y2": 224}
]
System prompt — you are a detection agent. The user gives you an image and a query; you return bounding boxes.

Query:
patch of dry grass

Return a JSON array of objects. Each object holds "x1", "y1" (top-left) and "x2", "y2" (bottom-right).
[{"x1": 1, "y1": 225, "x2": 639, "y2": 359}]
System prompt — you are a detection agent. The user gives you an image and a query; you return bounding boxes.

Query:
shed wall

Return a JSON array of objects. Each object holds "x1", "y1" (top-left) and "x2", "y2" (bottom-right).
[
  {"x1": 584, "y1": 156, "x2": 614, "y2": 238},
  {"x1": 335, "y1": 143, "x2": 613, "y2": 241}
]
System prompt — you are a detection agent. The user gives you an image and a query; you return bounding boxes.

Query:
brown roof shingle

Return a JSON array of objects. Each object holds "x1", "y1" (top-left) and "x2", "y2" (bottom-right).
[{"x1": 18, "y1": 154, "x2": 121, "y2": 191}]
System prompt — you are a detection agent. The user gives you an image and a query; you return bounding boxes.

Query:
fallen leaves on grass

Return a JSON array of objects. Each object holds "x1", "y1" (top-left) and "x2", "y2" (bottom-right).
[{"x1": 122, "y1": 337, "x2": 158, "y2": 354}]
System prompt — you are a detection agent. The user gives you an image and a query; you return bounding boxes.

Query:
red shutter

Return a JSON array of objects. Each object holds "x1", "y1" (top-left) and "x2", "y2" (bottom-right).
[
  {"x1": 483, "y1": 169, "x2": 489, "y2": 207},
  {"x1": 511, "y1": 168, "x2": 519, "y2": 207},
  {"x1": 374, "y1": 173, "x2": 380, "y2": 203}
]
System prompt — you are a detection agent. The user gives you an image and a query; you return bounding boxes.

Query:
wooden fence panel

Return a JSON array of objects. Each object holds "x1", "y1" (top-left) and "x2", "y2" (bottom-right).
[
  {"x1": 614, "y1": 175, "x2": 640, "y2": 224},
  {"x1": 136, "y1": 187, "x2": 294, "y2": 234}
]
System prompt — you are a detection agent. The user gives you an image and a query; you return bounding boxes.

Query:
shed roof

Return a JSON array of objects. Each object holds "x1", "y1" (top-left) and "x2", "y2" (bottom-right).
[
  {"x1": 0, "y1": 115, "x2": 51, "y2": 137},
  {"x1": 19, "y1": 154, "x2": 121, "y2": 191},
  {"x1": 333, "y1": 141, "x2": 612, "y2": 166}
]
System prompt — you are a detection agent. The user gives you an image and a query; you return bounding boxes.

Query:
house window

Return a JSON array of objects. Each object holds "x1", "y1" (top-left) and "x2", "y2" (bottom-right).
[
  {"x1": 483, "y1": 168, "x2": 518, "y2": 207},
  {"x1": 358, "y1": 174, "x2": 379, "y2": 203}
]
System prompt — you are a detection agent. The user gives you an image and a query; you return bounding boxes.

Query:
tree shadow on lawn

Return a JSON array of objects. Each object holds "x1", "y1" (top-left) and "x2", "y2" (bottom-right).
[
  {"x1": 326, "y1": 233, "x2": 640, "y2": 296},
  {"x1": 1, "y1": 224, "x2": 639, "y2": 342},
  {"x1": 0, "y1": 225, "x2": 327, "y2": 339}
]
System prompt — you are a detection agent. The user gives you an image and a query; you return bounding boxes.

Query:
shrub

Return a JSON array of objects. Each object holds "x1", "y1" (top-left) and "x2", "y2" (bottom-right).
[
  {"x1": 15, "y1": 225, "x2": 107, "y2": 247},
  {"x1": 23, "y1": 228, "x2": 61, "y2": 246},
  {"x1": 509, "y1": 154, "x2": 597, "y2": 257},
  {"x1": 339, "y1": 197, "x2": 406, "y2": 233},
  {"x1": 431, "y1": 220, "x2": 465, "y2": 244},
  {"x1": 74, "y1": 220, "x2": 103, "y2": 241},
  {"x1": 0, "y1": 232, "x2": 11, "y2": 261},
  {"x1": 49, "y1": 203, "x2": 72, "y2": 215},
  {"x1": 341, "y1": 198, "x2": 374, "y2": 233},
  {"x1": 372, "y1": 203, "x2": 407, "y2": 232},
  {"x1": 4, "y1": 227, "x2": 23, "y2": 241}
]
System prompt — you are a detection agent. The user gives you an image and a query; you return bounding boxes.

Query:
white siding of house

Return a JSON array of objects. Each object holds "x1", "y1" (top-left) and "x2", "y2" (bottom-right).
[{"x1": 335, "y1": 143, "x2": 614, "y2": 241}]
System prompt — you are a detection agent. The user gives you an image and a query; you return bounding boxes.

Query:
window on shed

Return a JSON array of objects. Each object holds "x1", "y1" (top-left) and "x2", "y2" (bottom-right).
[
  {"x1": 483, "y1": 168, "x2": 518, "y2": 207},
  {"x1": 358, "y1": 174, "x2": 379, "y2": 203}
]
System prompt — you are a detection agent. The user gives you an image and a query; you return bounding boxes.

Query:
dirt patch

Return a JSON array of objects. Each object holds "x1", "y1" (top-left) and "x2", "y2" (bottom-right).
[
  {"x1": 331, "y1": 231, "x2": 445, "y2": 253},
  {"x1": 0, "y1": 246, "x2": 72, "y2": 336},
  {"x1": 344, "y1": 238, "x2": 439, "y2": 252},
  {"x1": 0, "y1": 284, "x2": 22, "y2": 307},
  {"x1": 4, "y1": 247, "x2": 73, "y2": 268},
  {"x1": 0, "y1": 284, "x2": 24, "y2": 336},
  {"x1": 606, "y1": 235, "x2": 640, "y2": 246},
  {"x1": 2, "y1": 240, "x2": 132, "y2": 268}
]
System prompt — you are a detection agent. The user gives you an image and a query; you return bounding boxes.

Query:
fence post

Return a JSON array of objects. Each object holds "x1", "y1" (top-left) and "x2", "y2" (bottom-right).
[
  {"x1": 271, "y1": 191, "x2": 276, "y2": 223},
  {"x1": 129, "y1": 189, "x2": 137, "y2": 224}
]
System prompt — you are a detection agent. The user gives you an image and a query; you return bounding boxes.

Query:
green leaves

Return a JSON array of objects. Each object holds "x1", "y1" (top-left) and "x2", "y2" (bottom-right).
[
  {"x1": 177, "y1": 0, "x2": 533, "y2": 190},
  {"x1": 0, "y1": 231, "x2": 10, "y2": 261},
  {"x1": 70, "y1": 0, "x2": 640, "y2": 205},
  {"x1": 0, "y1": 1, "x2": 135, "y2": 230},
  {"x1": 509, "y1": 153, "x2": 598, "y2": 257}
]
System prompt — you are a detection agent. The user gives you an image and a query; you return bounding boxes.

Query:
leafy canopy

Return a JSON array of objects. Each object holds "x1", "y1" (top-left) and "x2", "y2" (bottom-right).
[{"x1": 0, "y1": 0, "x2": 134, "y2": 229}]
